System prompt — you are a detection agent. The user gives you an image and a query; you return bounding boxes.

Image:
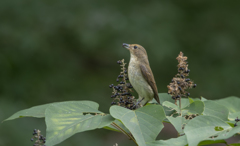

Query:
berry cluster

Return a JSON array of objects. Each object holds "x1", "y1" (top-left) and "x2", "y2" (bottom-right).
[
  {"x1": 167, "y1": 52, "x2": 197, "y2": 105},
  {"x1": 109, "y1": 59, "x2": 136, "y2": 110},
  {"x1": 234, "y1": 117, "x2": 239, "y2": 127},
  {"x1": 31, "y1": 129, "x2": 46, "y2": 146}
]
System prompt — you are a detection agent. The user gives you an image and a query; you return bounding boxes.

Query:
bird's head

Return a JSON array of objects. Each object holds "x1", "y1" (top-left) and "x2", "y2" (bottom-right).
[{"x1": 122, "y1": 43, "x2": 148, "y2": 60}]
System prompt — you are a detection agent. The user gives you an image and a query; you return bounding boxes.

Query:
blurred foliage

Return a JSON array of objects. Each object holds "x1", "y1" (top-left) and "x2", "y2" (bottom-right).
[{"x1": 0, "y1": 0, "x2": 240, "y2": 145}]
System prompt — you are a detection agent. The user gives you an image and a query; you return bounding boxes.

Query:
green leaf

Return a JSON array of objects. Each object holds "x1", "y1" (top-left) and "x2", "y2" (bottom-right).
[
  {"x1": 156, "y1": 93, "x2": 176, "y2": 117},
  {"x1": 162, "y1": 101, "x2": 180, "y2": 113},
  {"x1": 203, "y1": 100, "x2": 229, "y2": 121},
  {"x1": 181, "y1": 98, "x2": 192, "y2": 109},
  {"x1": 217, "y1": 96, "x2": 240, "y2": 114},
  {"x1": 183, "y1": 100, "x2": 204, "y2": 115},
  {"x1": 110, "y1": 105, "x2": 166, "y2": 146},
  {"x1": 3, "y1": 103, "x2": 54, "y2": 122},
  {"x1": 167, "y1": 116, "x2": 189, "y2": 134},
  {"x1": 146, "y1": 135, "x2": 187, "y2": 146},
  {"x1": 184, "y1": 115, "x2": 232, "y2": 146},
  {"x1": 188, "y1": 97, "x2": 194, "y2": 104},
  {"x1": 45, "y1": 101, "x2": 114, "y2": 146}
]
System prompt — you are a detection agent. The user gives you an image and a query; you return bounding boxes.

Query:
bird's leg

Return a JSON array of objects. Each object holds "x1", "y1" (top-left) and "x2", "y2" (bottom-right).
[{"x1": 132, "y1": 97, "x2": 145, "y2": 109}]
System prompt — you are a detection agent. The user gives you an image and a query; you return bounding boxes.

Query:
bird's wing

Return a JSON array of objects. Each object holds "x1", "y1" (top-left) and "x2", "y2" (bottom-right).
[{"x1": 140, "y1": 64, "x2": 160, "y2": 104}]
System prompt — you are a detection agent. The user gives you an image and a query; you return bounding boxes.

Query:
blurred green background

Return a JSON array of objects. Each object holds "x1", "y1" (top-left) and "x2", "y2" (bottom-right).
[{"x1": 1, "y1": 0, "x2": 240, "y2": 145}]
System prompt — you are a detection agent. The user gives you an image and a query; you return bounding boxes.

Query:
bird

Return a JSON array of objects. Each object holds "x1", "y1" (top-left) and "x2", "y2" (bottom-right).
[{"x1": 122, "y1": 43, "x2": 160, "y2": 107}]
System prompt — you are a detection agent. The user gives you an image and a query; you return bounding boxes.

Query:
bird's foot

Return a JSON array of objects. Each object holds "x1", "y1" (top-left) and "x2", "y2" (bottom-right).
[{"x1": 132, "y1": 97, "x2": 145, "y2": 109}]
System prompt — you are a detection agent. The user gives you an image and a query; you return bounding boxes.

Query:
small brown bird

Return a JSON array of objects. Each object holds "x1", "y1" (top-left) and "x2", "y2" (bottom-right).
[{"x1": 123, "y1": 43, "x2": 160, "y2": 107}]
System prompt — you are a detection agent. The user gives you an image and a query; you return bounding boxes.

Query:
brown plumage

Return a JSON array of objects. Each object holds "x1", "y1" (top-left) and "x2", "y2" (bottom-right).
[{"x1": 140, "y1": 64, "x2": 160, "y2": 104}]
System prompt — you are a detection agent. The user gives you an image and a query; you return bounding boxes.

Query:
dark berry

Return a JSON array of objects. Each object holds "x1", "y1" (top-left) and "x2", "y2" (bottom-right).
[
  {"x1": 178, "y1": 87, "x2": 182, "y2": 91},
  {"x1": 120, "y1": 81, "x2": 125, "y2": 84},
  {"x1": 179, "y1": 67, "x2": 183, "y2": 70},
  {"x1": 176, "y1": 95, "x2": 180, "y2": 99},
  {"x1": 120, "y1": 98, "x2": 123, "y2": 101},
  {"x1": 177, "y1": 81, "x2": 180, "y2": 84},
  {"x1": 125, "y1": 77, "x2": 129, "y2": 80},
  {"x1": 185, "y1": 78, "x2": 190, "y2": 82},
  {"x1": 118, "y1": 75, "x2": 123, "y2": 78},
  {"x1": 187, "y1": 93, "x2": 190, "y2": 96},
  {"x1": 193, "y1": 84, "x2": 197, "y2": 88},
  {"x1": 181, "y1": 75, "x2": 185, "y2": 78},
  {"x1": 235, "y1": 117, "x2": 239, "y2": 122},
  {"x1": 116, "y1": 78, "x2": 119, "y2": 82},
  {"x1": 171, "y1": 79, "x2": 174, "y2": 82},
  {"x1": 31, "y1": 138, "x2": 34, "y2": 142},
  {"x1": 127, "y1": 97, "x2": 130, "y2": 99},
  {"x1": 111, "y1": 102, "x2": 116, "y2": 105},
  {"x1": 172, "y1": 96, "x2": 176, "y2": 100},
  {"x1": 185, "y1": 69, "x2": 190, "y2": 73},
  {"x1": 124, "y1": 70, "x2": 127, "y2": 73},
  {"x1": 234, "y1": 123, "x2": 237, "y2": 127},
  {"x1": 119, "y1": 86, "x2": 123, "y2": 91}
]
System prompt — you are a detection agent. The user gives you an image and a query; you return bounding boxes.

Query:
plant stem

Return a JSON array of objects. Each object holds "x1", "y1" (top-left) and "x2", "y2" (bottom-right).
[
  {"x1": 111, "y1": 122, "x2": 138, "y2": 146},
  {"x1": 179, "y1": 97, "x2": 182, "y2": 116}
]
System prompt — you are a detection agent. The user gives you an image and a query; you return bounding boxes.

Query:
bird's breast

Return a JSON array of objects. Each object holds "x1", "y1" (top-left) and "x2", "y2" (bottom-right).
[{"x1": 128, "y1": 58, "x2": 154, "y2": 99}]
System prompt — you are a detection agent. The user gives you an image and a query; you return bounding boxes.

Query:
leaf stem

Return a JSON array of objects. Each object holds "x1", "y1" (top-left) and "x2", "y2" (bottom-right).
[{"x1": 111, "y1": 122, "x2": 138, "y2": 146}]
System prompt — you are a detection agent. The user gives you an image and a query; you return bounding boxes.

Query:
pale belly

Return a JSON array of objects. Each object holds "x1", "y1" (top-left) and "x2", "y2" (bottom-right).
[{"x1": 128, "y1": 62, "x2": 154, "y2": 103}]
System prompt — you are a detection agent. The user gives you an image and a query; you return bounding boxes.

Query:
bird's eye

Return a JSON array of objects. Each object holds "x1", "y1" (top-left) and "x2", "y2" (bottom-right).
[{"x1": 134, "y1": 46, "x2": 137, "y2": 49}]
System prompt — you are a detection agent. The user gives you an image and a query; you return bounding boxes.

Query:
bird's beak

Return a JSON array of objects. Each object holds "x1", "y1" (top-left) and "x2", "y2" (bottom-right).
[{"x1": 122, "y1": 43, "x2": 130, "y2": 49}]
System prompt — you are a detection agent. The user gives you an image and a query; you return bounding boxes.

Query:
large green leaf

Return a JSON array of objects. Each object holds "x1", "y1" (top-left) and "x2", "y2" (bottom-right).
[
  {"x1": 146, "y1": 135, "x2": 187, "y2": 146},
  {"x1": 3, "y1": 103, "x2": 55, "y2": 122},
  {"x1": 203, "y1": 100, "x2": 229, "y2": 121},
  {"x1": 184, "y1": 115, "x2": 233, "y2": 146},
  {"x1": 183, "y1": 100, "x2": 204, "y2": 115},
  {"x1": 110, "y1": 105, "x2": 166, "y2": 146},
  {"x1": 45, "y1": 101, "x2": 114, "y2": 146},
  {"x1": 217, "y1": 96, "x2": 240, "y2": 114}
]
